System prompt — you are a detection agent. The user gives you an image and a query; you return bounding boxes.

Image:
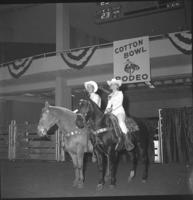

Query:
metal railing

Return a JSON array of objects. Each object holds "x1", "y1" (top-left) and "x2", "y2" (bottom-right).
[{"x1": 0, "y1": 33, "x2": 168, "y2": 68}]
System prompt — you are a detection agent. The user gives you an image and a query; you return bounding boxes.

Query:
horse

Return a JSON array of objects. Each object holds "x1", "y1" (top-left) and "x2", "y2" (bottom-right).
[
  {"x1": 76, "y1": 98, "x2": 149, "y2": 190},
  {"x1": 37, "y1": 101, "x2": 93, "y2": 188}
]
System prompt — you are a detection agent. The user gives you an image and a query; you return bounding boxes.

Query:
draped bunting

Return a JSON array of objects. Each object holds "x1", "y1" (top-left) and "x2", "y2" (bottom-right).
[
  {"x1": 2, "y1": 46, "x2": 97, "y2": 78},
  {"x1": 60, "y1": 46, "x2": 97, "y2": 70},
  {"x1": 7, "y1": 57, "x2": 34, "y2": 79},
  {"x1": 0, "y1": 31, "x2": 191, "y2": 79},
  {"x1": 167, "y1": 31, "x2": 192, "y2": 55}
]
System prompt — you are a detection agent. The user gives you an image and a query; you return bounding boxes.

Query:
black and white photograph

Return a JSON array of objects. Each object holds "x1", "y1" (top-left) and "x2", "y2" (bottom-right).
[{"x1": 0, "y1": 1, "x2": 192, "y2": 199}]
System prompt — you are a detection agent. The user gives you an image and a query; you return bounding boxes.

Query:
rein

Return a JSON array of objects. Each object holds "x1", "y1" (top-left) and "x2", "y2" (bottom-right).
[{"x1": 78, "y1": 100, "x2": 111, "y2": 136}]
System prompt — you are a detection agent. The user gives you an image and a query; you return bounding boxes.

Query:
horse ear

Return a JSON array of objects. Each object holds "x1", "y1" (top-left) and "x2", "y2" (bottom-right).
[{"x1": 75, "y1": 114, "x2": 85, "y2": 129}]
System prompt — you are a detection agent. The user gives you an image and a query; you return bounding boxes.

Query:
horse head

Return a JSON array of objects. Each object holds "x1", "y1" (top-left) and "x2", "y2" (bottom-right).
[
  {"x1": 37, "y1": 101, "x2": 58, "y2": 137},
  {"x1": 76, "y1": 99, "x2": 93, "y2": 125},
  {"x1": 77, "y1": 98, "x2": 105, "y2": 130}
]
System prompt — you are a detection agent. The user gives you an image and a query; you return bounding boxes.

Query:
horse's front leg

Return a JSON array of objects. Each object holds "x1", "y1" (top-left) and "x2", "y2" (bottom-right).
[
  {"x1": 128, "y1": 150, "x2": 137, "y2": 182},
  {"x1": 68, "y1": 152, "x2": 79, "y2": 187},
  {"x1": 76, "y1": 145, "x2": 85, "y2": 188},
  {"x1": 95, "y1": 148, "x2": 106, "y2": 191},
  {"x1": 104, "y1": 155, "x2": 110, "y2": 182},
  {"x1": 108, "y1": 147, "x2": 118, "y2": 188}
]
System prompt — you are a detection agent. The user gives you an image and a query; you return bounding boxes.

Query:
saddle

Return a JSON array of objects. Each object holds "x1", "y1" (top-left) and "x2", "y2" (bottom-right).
[{"x1": 107, "y1": 114, "x2": 139, "y2": 150}]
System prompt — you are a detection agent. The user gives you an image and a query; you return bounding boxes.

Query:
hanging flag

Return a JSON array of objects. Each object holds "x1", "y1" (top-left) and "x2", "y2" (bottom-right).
[
  {"x1": 167, "y1": 31, "x2": 192, "y2": 55},
  {"x1": 6, "y1": 57, "x2": 34, "y2": 79},
  {"x1": 113, "y1": 36, "x2": 150, "y2": 84},
  {"x1": 60, "y1": 46, "x2": 97, "y2": 70}
]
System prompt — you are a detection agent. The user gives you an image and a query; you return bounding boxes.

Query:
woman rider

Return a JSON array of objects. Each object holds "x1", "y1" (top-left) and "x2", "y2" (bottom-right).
[{"x1": 105, "y1": 78, "x2": 134, "y2": 151}]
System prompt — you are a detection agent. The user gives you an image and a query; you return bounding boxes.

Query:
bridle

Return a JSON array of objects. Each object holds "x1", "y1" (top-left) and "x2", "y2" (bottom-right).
[{"x1": 77, "y1": 99, "x2": 92, "y2": 123}]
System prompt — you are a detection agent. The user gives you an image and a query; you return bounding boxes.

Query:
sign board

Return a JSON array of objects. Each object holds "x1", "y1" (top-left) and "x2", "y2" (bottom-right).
[{"x1": 113, "y1": 36, "x2": 150, "y2": 84}]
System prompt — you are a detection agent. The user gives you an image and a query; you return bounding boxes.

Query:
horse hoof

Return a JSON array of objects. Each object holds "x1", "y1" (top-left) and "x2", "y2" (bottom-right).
[
  {"x1": 128, "y1": 171, "x2": 135, "y2": 183},
  {"x1": 128, "y1": 177, "x2": 133, "y2": 183},
  {"x1": 128, "y1": 176, "x2": 135, "y2": 183},
  {"x1": 96, "y1": 183, "x2": 104, "y2": 191},
  {"x1": 142, "y1": 179, "x2": 147, "y2": 183},
  {"x1": 109, "y1": 184, "x2": 116, "y2": 189},
  {"x1": 73, "y1": 180, "x2": 78, "y2": 187},
  {"x1": 77, "y1": 182, "x2": 84, "y2": 189}
]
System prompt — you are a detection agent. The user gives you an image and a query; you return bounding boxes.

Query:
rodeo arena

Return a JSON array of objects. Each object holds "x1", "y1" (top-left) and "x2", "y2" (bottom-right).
[{"x1": 0, "y1": 1, "x2": 192, "y2": 199}]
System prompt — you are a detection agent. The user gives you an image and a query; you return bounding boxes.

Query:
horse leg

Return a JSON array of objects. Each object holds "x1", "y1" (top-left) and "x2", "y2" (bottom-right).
[
  {"x1": 76, "y1": 146, "x2": 85, "y2": 188},
  {"x1": 128, "y1": 150, "x2": 137, "y2": 182},
  {"x1": 104, "y1": 155, "x2": 110, "y2": 182},
  {"x1": 108, "y1": 148, "x2": 118, "y2": 188},
  {"x1": 95, "y1": 149, "x2": 106, "y2": 191},
  {"x1": 69, "y1": 152, "x2": 79, "y2": 187},
  {"x1": 140, "y1": 146, "x2": 149, "y2": 183}
]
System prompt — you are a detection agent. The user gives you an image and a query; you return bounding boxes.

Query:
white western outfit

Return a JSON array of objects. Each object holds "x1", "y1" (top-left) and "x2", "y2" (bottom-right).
[
  {"x1": 105, "y1": 90, "x2": 128, "y2": 134},
  {"x1": 90, "y1": 92, "x2": 101, "y2": 108}
]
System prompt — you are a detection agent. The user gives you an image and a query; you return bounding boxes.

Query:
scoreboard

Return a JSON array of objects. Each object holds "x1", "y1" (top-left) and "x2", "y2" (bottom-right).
[{"x1": 95, "y1": 0, "x2": 184, "y2": 24}]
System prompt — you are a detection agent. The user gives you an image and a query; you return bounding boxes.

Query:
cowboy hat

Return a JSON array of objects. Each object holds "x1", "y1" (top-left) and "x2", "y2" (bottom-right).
[
  {"x1": 84, "y1": 81, "x2": 98, "y2": 92},
  {"x1": 107, "y1": 78, "x2": 122, "y2": 87}
]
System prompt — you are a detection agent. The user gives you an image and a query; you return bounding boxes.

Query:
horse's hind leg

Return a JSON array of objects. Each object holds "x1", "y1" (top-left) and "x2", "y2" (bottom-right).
[{"x1": 140, "y1": 147, "x2": 149, "y2": 182}]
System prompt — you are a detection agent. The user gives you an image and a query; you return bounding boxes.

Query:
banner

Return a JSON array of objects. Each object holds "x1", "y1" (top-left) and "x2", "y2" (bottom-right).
[{"x1": 113, "y1": 36, "x2": 150, "y2": 84}]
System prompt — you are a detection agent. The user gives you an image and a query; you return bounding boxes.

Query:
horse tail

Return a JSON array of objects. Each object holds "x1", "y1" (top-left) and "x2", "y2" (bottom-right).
[{"x1": 133, "y1": 117, "x2": 149, "y2": 148}]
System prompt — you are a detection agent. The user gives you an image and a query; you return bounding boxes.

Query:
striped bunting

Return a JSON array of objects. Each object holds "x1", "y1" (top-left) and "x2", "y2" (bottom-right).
[
  {"x1": 7, "y1": 57, "x2": 34, "y2": 79},
  {"x1": 167, "y1": 31, "x2": 192, "y2": 55},
  {"x1": 60, "y1": 46, "x2": 97, "y2": 70}
]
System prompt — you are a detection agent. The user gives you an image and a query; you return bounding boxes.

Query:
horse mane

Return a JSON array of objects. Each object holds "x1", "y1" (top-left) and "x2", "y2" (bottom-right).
[
  {"x1": 49, "y1": 105, "x2": 74, "y2": 114},
  {"x1": 88, "y1": 99, "x2": 104, "y2": 115},
  {"x1": 49, "y1": 105, "x2": 76, "y2": 120},
  {"x1": 48, "y1": 105, "x2": 77, "y2": 132}
]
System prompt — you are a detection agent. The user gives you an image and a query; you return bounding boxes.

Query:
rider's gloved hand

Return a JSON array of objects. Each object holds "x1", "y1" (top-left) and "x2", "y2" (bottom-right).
[{"x1": 105, "y1": 107, "x2": 112, "y2": 114}]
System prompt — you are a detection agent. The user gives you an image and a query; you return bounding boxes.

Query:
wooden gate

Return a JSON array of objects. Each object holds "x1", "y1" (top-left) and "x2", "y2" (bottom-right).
[
  {"x1": 0, "y1": 120, "x2": 65, "y2": 161},
  {"x1": 0, "y1": 124, "x2": 9, "y2": 159}
]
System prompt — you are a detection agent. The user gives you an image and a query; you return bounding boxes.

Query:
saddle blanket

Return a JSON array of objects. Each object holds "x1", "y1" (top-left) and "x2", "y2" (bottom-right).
[
  {"x1": 109, "y1": 114, "x2": 139, "y2": 135},
  {"x1": 126, "y1": 117, "x2": 140, "y2": 133}
]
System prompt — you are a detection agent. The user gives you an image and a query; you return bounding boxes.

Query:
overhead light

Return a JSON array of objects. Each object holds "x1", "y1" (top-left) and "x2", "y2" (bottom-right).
[{"x1": 23, "y1": 93, "x2": 35, "y2": 97}]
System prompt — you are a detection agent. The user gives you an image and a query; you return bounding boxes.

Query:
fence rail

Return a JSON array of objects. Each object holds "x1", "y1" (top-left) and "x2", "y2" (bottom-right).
[
  {"x1": 0, "y1": 120, "x2": 65, "y2": 161},
  {"x1": 1, "y1": 118, "x2": 163, "y2": 163}
]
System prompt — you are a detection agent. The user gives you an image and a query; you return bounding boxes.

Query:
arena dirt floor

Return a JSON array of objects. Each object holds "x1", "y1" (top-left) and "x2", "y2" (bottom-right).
[{"x1": 1, "y1": 154, "x2": 193, "y2": 199}]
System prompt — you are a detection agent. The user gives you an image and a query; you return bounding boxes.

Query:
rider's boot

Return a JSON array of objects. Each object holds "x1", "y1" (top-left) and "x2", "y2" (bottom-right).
[{"x1": 124, "y1": 133, "x2": 135, "y2": 151}]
